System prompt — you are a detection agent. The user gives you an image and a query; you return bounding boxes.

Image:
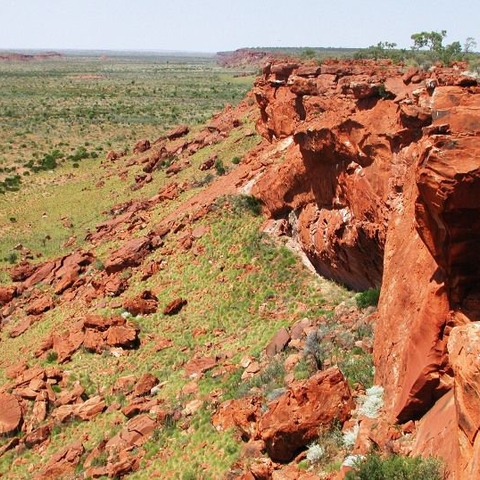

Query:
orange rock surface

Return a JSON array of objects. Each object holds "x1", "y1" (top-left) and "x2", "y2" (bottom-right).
[{"x1": 248, "y1": 58, "x2": 480, "y2": 478}]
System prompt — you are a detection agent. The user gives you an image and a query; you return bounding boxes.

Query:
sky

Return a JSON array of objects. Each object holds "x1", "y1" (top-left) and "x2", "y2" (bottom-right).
[{"x1": 0, "y1": 0, "x2": 478, "y2": 53}]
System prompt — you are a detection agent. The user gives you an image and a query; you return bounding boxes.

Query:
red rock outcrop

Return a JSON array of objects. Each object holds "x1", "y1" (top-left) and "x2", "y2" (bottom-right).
[
  {"x1": 104, "y1": 236, "x2": 152, "y2": 273},
  {"x1": 36, "y1": 441, "x2": 84, "y2": 480},
  {"x1": 163, "y1": 297, "x2": 187, "y2": 315},
  {"x1": 251, "y1": 59, "x2": 417, "y2": 290},
  {"x1": 248, "y1": 58, "x2": 479, "y2": 478},
  {"x1": 374, "y1": 82, "x2": 480, "y2": 422},
  {"x1": 123, "y1": 290, "x2": 158, "y2": 316},
  {"x1": 214, "y1": 367, "x2": 353, "y2": 468},
  {"x1": 259, "y1": 367, "x2": 353, "y2": 462},
  {"x1": 0, "y1": 56, "x2": 478, "y2": 479},
  {"x1": 0, "y1": 285, "x2": 16, "y2": 306},
  {"x1": 0, "y1": 392, "x2": 23, "y2": 434}
]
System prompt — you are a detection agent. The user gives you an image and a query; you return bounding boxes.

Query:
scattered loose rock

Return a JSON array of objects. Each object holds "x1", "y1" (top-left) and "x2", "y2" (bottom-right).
[{"x1": 163, "y1": 297, "x2": 187, "y2": 315}]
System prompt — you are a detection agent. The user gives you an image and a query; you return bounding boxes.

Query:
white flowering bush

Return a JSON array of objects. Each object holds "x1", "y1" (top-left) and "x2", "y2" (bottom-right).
[
  {"x1": 306, "y1": 442, "x2": 325, "y2": 464},
  {"x1": 358, "y1": 385, "x2": 384, "y2": 418},
  {"x1": 343, "y1": 454, "x2": 365, "y2": 468},
  {"x1": 343, "y1": 424, "x2": 359, "y2": 449}
]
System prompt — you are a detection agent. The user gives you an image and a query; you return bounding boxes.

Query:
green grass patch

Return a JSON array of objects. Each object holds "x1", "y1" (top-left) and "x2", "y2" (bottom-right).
[
  {"x1": 345, "y1": 452, "x2": 444, "y2": 480},
  {"x1": 355, "y1": 287, "x2": 380, "y2": 309}
]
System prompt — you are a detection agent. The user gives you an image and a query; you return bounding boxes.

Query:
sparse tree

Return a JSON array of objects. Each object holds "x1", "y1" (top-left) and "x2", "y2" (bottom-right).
[
  {"x1": 464, "y1": 37, "x2": 477, "y2": 53},
  {"x1": 411, "y1": 30, "x2": 447, "y2": 52},
  {"x1": 410, "y1": 30, "x2": 463, "y2": 65}
]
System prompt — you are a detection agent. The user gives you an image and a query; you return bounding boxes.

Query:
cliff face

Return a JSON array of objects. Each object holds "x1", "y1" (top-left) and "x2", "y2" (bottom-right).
[
  {"x1": 250, "y1": 58, "x2": 480, "y2": 478},
  {"x1": 251, "y1": 59, "x2": 437, "y2": 289}
]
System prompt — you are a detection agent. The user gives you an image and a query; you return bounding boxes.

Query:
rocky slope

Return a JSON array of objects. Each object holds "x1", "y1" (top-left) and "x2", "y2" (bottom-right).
[{"x1": 0, "y1": 57, "x2": 479, "y2": 479}]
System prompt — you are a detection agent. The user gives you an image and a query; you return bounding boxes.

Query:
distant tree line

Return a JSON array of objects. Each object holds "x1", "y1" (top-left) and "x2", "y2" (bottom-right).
[{"x1": 353, "y1": 30, "x2": 478, "y2": 68}]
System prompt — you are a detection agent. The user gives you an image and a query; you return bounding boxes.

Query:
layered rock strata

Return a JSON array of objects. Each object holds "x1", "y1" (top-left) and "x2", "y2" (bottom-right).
[{"x1": 250, "y1": 58, "x2": 480, "y2": 478}]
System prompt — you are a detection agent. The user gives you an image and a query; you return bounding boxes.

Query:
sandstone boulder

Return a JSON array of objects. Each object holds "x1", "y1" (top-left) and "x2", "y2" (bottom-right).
[
  {"x1": 183, "y1": 356, "x2": 216, "y2": 378},
  {"x1": 24, "y1": 423, "x2": 52, "y2": 448},
  {"x1": 104, "y1": 275, "x2": 128, "y2": 296},
  {"x1": 265, "y1": 328, "x2": 291, "y2": 357},
  {"x1": 133, "y1": 139, "x2": 150, "y2": 153},
  {"x1": 123, "y1": 290, "x2": 158, "y2": 316},
  {"x1": 105, "y1": 414, "x2": 157, "y2": 453},
  {"x1": 163, "y1": 297, "x2": 187, "y2": 315},
  {"x1": 83, "y1": 314, "x2": 125, "y2": 331},
  {"x1": 167, "y1": 124, "x2": 189, "y2": 140},
  {"x1": 36, "y1": 441, "x2": 84, "y2": 480},
  {"x1": 259, "y1": 367, "x2": 353, "y2": 462},
  {"x1": 52, "y1": 324, "x2": 85, "y2": 363},
  {"x1": 0, "y1": 392, "x2": 22, "y2": 434},
  {"x1": 106, "y1": 323, "x2": 140, "y2": 348},
  {"x1": 75, "y1": 395, "x2": 106, "y2": 421},
  {"x1": 156, "y1": 182, "x2": 179, "y2": 202},
  {"x1": 212, "y1": 396, "x2": 263, "y2": 440},
  {"x1": 9, "y1": 317, "x2": 34, "y2": 338},
  {"x1": 25, "y1": 294, "x2": 53, "y2": 316},
  {"x1": 0, "y1": 285, "x2": 16, "y2": 306},
  {"x1": 133, "y1": 373, "x2": 159, "y2": 397},
  {"x1": 22, "y1": 261, "x2": 56, "y2": 289},
  {"x1": 9, "y1": 262, "x2": 37, "y2": 282},
  {"x1": 104, "y1": 236, "x2": 152, "y2": 274}
]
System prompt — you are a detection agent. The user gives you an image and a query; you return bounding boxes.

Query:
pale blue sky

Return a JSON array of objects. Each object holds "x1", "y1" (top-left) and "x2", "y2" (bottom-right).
[{"x1": 0, "y1": 0, "x2": 477, "y2": 52}]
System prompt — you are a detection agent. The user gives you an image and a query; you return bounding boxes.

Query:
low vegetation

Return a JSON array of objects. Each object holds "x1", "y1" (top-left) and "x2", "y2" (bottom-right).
[
  {"x1": 0, "y1": 53, "x2": 254, "y2": 190},
  {"x1": 355, "y1": 287, "x2": 381, "y2": 309},
  {"x1": 345, "y1": 452, "x2": 445, "y2": 480}
]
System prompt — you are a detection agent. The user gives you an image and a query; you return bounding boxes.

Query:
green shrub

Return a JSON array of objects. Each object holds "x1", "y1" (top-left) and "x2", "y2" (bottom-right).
[
  {"x1": 228, "y1": 194, "x2": 262, "y2": 216},
  {"x1": 355, "y1": 288, "x2": 380, "y2": 309},
  {"x1": 232, "y1": 156, "x2": 241, "y2": 164},
  {"x1": 215, "y1": 158, "x2": 226, "y2": 175},
  {"x1": 5, "y1": 252, "x2": 18, "y2": 264},
  {"x1": 68, "y1": 146, "x2": 90, "y2": 162},
  {"x1": 235, "y1": 358, "x2": 285, "y2": 398},
  {"x1": 192, "y1": 173, "x2": 215, "y2": 187},
  {"x1": 40, "y1": 150, "x2": 63, "y2": 170},
  {"x1": 90, "y1": 451, "x2": 108, "y2": 467},
  {"x1": 339, "y1": 350, "x2": 374, "y2": 389},
  {"x1": 46, "y1": 351, "x2": 58, "y2": 364},
  {"x1": 304, "y1": 326, "x2": 333, "y2": 369},
  {"x1": 93, "y1": 259, "x2": 105, "y2": 271},
  {"x1": 345, "y1": 452, "x2": 444, "y2": 480}
]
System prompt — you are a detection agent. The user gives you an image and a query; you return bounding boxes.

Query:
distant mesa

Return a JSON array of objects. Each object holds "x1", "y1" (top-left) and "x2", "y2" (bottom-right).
[
  {"x1": 0, "y1": 52, "x2": 62, "y2": 62},
  {"x1": 216, "y1": 48, "x2": 275, "y2": 69}
]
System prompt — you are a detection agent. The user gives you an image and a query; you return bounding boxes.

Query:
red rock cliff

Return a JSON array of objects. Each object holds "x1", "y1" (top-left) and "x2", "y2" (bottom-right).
[{"x1": 250, "y1": 58, "x2": 480, "y2": 478}]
